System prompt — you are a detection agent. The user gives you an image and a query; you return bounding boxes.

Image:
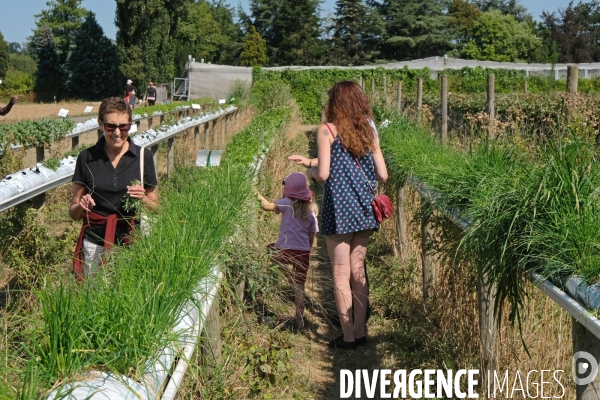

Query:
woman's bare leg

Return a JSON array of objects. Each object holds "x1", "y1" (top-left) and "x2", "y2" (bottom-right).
[
  {"x1": 349, "y1": 235, "x2": 370, "y2": 339},
  {"x1": 326, "y1": 237, "x2": 354, "y2": 342}
]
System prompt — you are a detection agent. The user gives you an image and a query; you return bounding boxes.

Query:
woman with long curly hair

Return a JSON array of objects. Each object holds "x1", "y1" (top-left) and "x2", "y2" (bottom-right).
[{"x1": 289, "y1": 80, "x2": 388, "y2": 349}]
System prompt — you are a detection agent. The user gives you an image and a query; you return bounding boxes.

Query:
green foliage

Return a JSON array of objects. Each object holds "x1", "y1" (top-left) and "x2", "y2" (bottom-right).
[
  {"x1": 240, "y1": 26, "x2": 268, "y2": 67},
  {"x1": 31, "y1": 0, "x2": 88, "y2": 65},
  {"x1": 32, "y1": 27, "x2": 63, "y2": 98},
  {"x1": 474, "y1": 0, "x2": 531, "y2": 21},
  {"x1": 121, "y1": 180, "x2": 143, "y2": 214},
  {"x1": 175, "y1": 0, "x2": 231, "y2": 70},
  {"x1": 3, "y1": 208, "x2": 74, "y2": 290},
  {"x1": 116, "y1": 0, "x2": 192, "y2": 88},
  {"x1": 206, "y1": 0, "x2": 243, "y2": 65},
  {"x1": 63, "y1": 143, "x2": 91, "y2": 158},
  {"x1": 222, "y1": 106, "x2": 292, "y2": 166},
  {"x1": 253, "y1": 67, "x2": 433, "y2": 123},
  {"x1": 63, "y1": 13, "x2": 120, "y2": 100},
  {"x1": 374, "y1": 0, "x2": 453, "y2": 61},
  {"x1": 241, "y1": 344, "x2": 292, "y2": 396},
  {"x1": 270, "y1": 0, "x2": 322, "y2": 66},
  {"x1": 42, "y1": 157, "x2": 60, "y2": 171},
  {"x1": 380, "y1": 113, "x2": 600, "y2": 329},
  {"x1": 0, "y1": 69, "x2": 34, "y2": 97},
  {"x1": 0, "y1": 117, "x2": 75, "y2": 147},
  {"x1": 461, "y1": 9, "x2": 540, "y2": 62},
  {"x1": 240, "y1": 0, "x2": 281, "y2": 62},
  {"x1": 328, "y1": 0, "x2": 383, "y2": 65},
  {"x1": 9, "y1": 53, "x2": 37, "y2": 75},
  {"x1": 541, "y1": 0, "x2": 600, "y2": 63},
  {"x1": 0, "y1": 32, "x2": 8, "y2": 80}
]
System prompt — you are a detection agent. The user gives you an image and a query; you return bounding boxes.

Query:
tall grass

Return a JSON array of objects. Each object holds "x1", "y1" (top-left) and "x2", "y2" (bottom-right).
[{"x1": 380, "y1": 115, "x2": 600, "y2": 327}]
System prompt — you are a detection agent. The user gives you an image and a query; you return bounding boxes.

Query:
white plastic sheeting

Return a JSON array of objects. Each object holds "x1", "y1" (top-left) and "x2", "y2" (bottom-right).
[{"x1": 0, "y1": 157, "x2": 76, "y2": 202}]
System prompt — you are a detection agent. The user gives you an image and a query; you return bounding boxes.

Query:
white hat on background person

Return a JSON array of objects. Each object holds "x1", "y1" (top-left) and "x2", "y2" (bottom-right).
[{"x1": 127, "y1": 79, "x2": 133, "y2": 84}]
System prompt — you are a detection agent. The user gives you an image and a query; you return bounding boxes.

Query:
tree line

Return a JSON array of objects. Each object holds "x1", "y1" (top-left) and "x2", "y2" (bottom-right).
[{"x1": 1, "y1": 0, "x2": 599, "y2": 101}]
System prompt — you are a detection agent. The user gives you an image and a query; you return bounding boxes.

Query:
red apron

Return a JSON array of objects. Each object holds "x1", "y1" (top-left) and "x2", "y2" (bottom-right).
[{"x1": 73, "y1": 211, "x2": 134, "y2": 282}]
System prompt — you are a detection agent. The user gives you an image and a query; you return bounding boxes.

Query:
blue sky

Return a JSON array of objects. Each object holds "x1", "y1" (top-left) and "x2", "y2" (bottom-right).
[{"x1": 1, "y1": 0, "x2": 572, "y2": 44}]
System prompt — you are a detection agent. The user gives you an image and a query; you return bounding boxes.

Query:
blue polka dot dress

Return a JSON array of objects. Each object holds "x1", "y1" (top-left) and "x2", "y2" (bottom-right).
[{"x1": 321, "y1": 135, "x2": 379, "y2": 236}]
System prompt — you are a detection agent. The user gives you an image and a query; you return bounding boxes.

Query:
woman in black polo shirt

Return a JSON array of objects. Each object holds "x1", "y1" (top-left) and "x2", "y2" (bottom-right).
[{"x1": 69, "y1": 96, "x2": 158, "y2": 281}]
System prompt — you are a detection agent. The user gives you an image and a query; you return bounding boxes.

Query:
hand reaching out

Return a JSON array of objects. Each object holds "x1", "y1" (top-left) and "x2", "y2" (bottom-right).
[{"x1": 288, "y1": 155, "x2": 310, "y2": 167}]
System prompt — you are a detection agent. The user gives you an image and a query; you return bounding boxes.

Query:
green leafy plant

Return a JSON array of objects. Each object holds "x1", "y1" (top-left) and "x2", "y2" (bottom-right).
[
  {"x1": 41, "y1": 157, "x2": 60, "y2": 171},
  {"x1": 241, "y1": 344, "x2": 292, "y2": 397},
  {"x1": 121, "y1": 179, "x2": 143, "y2": 214}
]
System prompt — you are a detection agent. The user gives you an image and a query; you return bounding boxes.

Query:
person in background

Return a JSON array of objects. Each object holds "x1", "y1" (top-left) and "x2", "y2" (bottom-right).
[
  {"x1": 144, "y1": 82, "x2": 157, "y2": 106},
  {"x1": 0, "y1": 96, "x2": 19, "y2": 116},
  {"x1": 257, "y1": 172, "x2": 319, "y2": 329},
  {"x1": 124, "y1": 79, "x2": 136, "y2": 110},
  {"x1": 69, "y1": 96, "x2": 158, "y2": 281},
  {"x1": 288, "y1": 80, "x2": 388, "y2": 349}
]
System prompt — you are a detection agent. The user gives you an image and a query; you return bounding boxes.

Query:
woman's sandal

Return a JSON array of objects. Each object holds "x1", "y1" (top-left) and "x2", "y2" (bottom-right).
[
  {"x1": 328, "y1": 335, "x2": 357, "y2": 350},
  {"x1": 355, "y1": 336, "x2": 367, "y2": 346}
]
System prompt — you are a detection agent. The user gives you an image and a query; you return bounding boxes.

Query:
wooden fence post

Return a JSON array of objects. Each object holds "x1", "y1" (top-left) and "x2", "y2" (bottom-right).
[
  {"x1": 360, "y1": 75, "x2": 364, "y2": 90},
  {"x1": 32, "y1": 147, "x2": 46, "y2": 223},
  {"x1": 203, "y1": 122, "x2": 209, "y2": 149},
  {"x1": 212, "y1": 120, "x2": 217, "y2": 148},
  {"x1": 487, "y1": 74, "x2": 496, "y2": 141},
  {"x1": 397, "y1": 81, "x2": 403, "y2": 114},
  {"x1": 421, "y1": 200, "x2": 435, "y2": 302},
  {"x1": 167, "y1": 138, "x2": 174, "y2": 179},
  {"x1": 151, "y1": 144, "x2": 159, "y2": 178},
  {"x1": 160, "y1": 115, "x2": 165, "y2": 125},
  {"x1": 572, "y1": 318, "x2": 600, "y2": 399},
  {"x1": 478, "y1": 268, "x2": 498, "y2": 388},
  {"x1": 397, "y1": 185, "x2": 408, "y2": 259},
  {"x1": 371, "y1": 76, "x2": 375, "y2": 100},
  {"x1": 221, "y1": 116, "x2": 226, "y2": 148},
  {"x1": 71, "y1": 136, "x2": 79, "y2": 149},
  {"x1": 441, "y1": 75, "x2": 448, "y2": 145},
  {"x1": 567, "y1": 65, "x2": 579, "y2": 94},
  {"x1": 384, "y1": 75, "x2": 389, "y2": 106},
  {"x1": 417, "y1": 77, "x2": 423, "y2": 122},
  {"x1": 194, "y1": 126, "x2": 200, "y2": 153},
  {"x1": 524, "y1": 80, "x2": 529, "y2": 94},
  {"x1": 201, "y1": 290, "x2": 223, "y2": 373},
  {"x1": 148, "y1": 117, "x2": 153, "y2": 129}
]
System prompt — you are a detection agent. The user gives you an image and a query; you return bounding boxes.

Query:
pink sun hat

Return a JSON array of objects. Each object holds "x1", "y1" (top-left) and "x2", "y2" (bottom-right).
[{"x1": 283, "y1": 172, "x2": 312, "y2": 202}]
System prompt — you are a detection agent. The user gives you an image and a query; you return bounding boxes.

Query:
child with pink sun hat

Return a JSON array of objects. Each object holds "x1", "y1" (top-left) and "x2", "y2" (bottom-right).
[{"x1": 257, "y1": 172, "x2": 319, "y2": 328}]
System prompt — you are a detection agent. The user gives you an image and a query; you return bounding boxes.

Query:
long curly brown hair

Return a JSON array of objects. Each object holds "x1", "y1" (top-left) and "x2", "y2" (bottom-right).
[{"x1": 325, "y1": 80, "x2": 375, "y2": 158}]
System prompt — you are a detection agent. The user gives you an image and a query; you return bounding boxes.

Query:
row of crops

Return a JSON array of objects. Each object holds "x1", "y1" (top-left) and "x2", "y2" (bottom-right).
[
  {"x1": 378, "y1": 113, "x2": 600, "y2": 325},
  {"x1": 0, "y1": 99, "x2": 214, "y2": 148},
  {"x1": 254, "y1": 66, "x2": 600, "y2": 125},
  {"x1": 0, "y1": 88, "x2": 291, "y2": 397}
]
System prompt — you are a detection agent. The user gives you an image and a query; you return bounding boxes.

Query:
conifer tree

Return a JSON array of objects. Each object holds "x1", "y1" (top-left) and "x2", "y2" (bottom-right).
[
  {"x1": 374, "y1": 0, "x2": 453, "y2": 60},
  {"x1": 31, "y1": 0, "x2": 88, "y2": 64},
  {"x1": 330, "y1": 0, "x2": 382, "y2": 65},
  {"x1": 63, "y1": 13, "x2": 120, "y2": 100},
  {"x1": 271, "y1": 0, "x2": 323, "y2": 65},
  {"x1": 0, "y1": 32, "x2": 8, "y2": 80},
  {"x1": 240, "y1": 26, "x2": 268, "y2": 66},
  {"x1": 115, "y1": 0, "x2": 192, "y2": 88},
  {"x1": 32, "y1": 27, "x2": 63, "y2": 98}
]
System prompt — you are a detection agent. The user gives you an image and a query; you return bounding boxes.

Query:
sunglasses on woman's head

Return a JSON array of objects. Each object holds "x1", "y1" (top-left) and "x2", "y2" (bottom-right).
[{"x1": 103, "y1": 122, "x2": 131, "y2": 132}]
